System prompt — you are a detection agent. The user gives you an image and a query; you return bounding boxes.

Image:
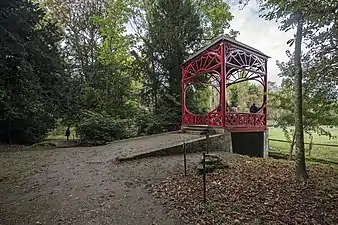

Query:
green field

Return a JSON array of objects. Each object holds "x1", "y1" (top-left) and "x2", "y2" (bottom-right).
[{"x1": 269, "y1": 126, "x2": 338, "y2": 162}]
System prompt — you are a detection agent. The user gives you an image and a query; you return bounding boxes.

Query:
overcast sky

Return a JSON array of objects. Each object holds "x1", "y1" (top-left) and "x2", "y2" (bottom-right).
[{"x1": 228, "y1": 1, "x2": 294, "y2": 84}]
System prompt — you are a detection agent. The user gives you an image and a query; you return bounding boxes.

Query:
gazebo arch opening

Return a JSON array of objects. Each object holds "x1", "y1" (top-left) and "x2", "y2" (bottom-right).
[
  {"x1": 184, "y1": 72, "x2": 220, "y2": 117},
  {"x1": 182, "y1": 35, "x2": 269, "y2": 132},
  {"x1": 227, "y1": 77, "x2": 264, "y2": 113}
]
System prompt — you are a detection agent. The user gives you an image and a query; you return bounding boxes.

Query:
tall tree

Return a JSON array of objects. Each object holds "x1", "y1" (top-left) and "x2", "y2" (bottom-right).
[
  {"x1": 0, "y1": 0, "x2": 72, "y2": 144},
  {"x1": 293, "y1": 12, "x2": 307, "y2": 180},
  {"x1": 264, "y1": 0, "x2": 337, "y2": 181},
  {"x1": 93, "y1": 0, "x2": 142, "y2": 119},
  {"x1": 146, "y1": 0, "x2": 204, "y2": 123},
  {"x1": 196, "y1": 0, "x2": 239, "y2": 38},
  {"x1": 271, "y1": 52, "x2": 338, "y2": 159},
  {"x1": 241, "y1": 0, "x2": 338, "y2": 182},
  {"x1": 39, "y1": 0, "x2": 141, "y2": 119},
  {"x1": 132, "y1": 0, "x2": 238, "y2": 125},
  {"x1": 37, "y1": 0, "x2": 108, "y2": 124},
  {"x1": 38, "y1": 0, "x2": 105, "y2": 84}
]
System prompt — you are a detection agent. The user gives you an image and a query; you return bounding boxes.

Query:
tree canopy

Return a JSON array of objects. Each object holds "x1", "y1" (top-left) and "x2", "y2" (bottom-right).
[
  {"x1": 1, "y1": 0, "x2": 239, "y2": 144},
  {"x1": 0, "y1": 0, "x2": 74, "y2": 144}
]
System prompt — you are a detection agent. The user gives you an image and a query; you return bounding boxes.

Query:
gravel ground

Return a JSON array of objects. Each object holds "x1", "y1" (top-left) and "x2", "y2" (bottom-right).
[{"x1": 0, "y1": 135, "x2": 237, "y2": 225}]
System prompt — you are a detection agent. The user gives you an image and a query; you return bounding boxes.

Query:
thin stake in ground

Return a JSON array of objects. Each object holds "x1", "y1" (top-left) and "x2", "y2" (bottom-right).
[
  {"x1": 206, "y1": 133, "x2": 209, "y2": 154},
  {"x1": 183, "y1": 142, "x2": 187, "y2": 176},
  {"x1": 203, "y1": 152, "x2": 206, "y2": 202}
]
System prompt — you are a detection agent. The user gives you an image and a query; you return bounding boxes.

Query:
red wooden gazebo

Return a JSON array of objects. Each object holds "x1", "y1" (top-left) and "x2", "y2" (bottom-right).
[{"x1": 181, "y1": 35, "x2": 269, "y2": 132}]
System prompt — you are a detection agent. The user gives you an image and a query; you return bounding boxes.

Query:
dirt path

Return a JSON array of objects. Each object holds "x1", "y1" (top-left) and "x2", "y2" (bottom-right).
[{"x1": 0, "y1": 135, "x2": 237, "y2": 225}]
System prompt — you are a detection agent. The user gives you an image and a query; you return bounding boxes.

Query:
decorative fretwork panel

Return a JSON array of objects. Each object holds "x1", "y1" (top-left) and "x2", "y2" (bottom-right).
[
  {"x1": 183, "y1": 45, "x2": 222, "y2": 81},
  {"x1": 182, "y1": 114, "x2": 208, "y2": 125},
  {"x1": 208, "y1": 113, "x2": 223, "y2": 126},
  {"x1": 226, "y1": 67, "x2": 265, "y2": 86},
  {"x1": 186, "y1": 71, "x2": 221, "y2": 87},
  {"x1": 182, "y1": 113, "x2": 223, "y2": 127},
  {"x1": 224, "y1": 113, "x2": 266, "y2": 128},
  {"x1": 182, "y1": 113, "x2": 195, "y2": 124},
  {"x1": 226, "y1": 48, "x2": 266, "y2": 73},
  {"x1": 225, "y1": 48, "x2": 267, "y2": 86}
]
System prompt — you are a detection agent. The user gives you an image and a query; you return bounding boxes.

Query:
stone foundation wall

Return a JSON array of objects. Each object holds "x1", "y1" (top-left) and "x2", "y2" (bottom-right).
[{"x1": 185, "y1": 132, "x2": 232, "y2": 154}]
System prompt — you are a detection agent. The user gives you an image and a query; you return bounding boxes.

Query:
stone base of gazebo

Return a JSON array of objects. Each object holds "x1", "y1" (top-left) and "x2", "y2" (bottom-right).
[
  {"x1": 181, "y1": 125, "x2": 269, "y2": 158},
  {"x1": 181, "y1": 125, "x2": 225, "y2": 135},
  {"x1": 231, "y1": 129, "x2": 269, "y2": 158}
]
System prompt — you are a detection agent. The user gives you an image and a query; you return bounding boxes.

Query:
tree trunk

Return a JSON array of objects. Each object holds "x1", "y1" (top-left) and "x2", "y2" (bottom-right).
[
  {"x1": 308, "y1": 134, "x2": 313, "y2": 156},
  {"x1": 7, "y1": 118, "x2": 12, "y2": 145},
  {"x1": 288, "y1": 131, "x2": 296, "y2": 160},
  {"x1": 294, "y1": 12, "x2": 308, "y2": 182}
]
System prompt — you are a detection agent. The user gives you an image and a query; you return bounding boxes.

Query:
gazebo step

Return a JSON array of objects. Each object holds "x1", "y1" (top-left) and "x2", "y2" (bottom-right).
[{"x1": 182, "y1": 125, "x2": 224, "y2": 135}]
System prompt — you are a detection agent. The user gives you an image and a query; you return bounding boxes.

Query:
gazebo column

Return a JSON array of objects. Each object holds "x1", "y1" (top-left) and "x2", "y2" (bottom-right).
[
  {"x1": 181, "y1": 70, "x2": 185, "y2": 126},
  {"x1": 220, "y1": 43, "x2": 226, "y2": 128}
]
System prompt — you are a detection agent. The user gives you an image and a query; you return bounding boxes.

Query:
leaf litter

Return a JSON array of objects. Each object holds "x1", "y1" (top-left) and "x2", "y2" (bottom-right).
[{"x1": 150, "y1": 158, "x2": 338, "y2": 225}]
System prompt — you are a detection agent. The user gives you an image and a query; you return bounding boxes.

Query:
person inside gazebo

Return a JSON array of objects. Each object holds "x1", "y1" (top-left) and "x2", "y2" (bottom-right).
[
  {"x1": 231, "y1": 103, "x2": 238, "y2": 112},
  {"x1": 217, "y1": 102, "x2": 231, "y2": 112},
  {"x1": 249, "y1": 103, "x2": 259, "y2": 113}
]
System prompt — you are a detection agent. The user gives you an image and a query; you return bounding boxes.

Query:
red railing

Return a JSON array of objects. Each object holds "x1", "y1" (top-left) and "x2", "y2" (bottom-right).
[
  {"x1": 182, "y1": 114, "x2": 209, "y2": 125},
  {"x1": 182, "y1": 113, "x2": 223, "y2": 127},
  {"x1": 182, "y1": 112, "x2": 266, "y2": 131},
  {"x1": 224, "y1": 113, "x2": 266, "y2": 128}
]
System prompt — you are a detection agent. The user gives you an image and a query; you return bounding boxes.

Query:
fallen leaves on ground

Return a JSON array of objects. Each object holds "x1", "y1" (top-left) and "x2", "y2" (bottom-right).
[{"x1": 150, "y1": 158, "x2": 338, "y2": 225}]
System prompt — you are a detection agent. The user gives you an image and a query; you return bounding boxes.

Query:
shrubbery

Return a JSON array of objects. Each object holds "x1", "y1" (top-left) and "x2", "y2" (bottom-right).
[
  {"x1": 0, "y1": 0, "x2": 72, "y2": 145},
  {"x1": 75, "y1": 111, "x2": 137, "y2": 146},
  {"x1": 0, "y1": 115, "x2": 55, "y2": 145},
  {"x1": 136, "y1": 107, "x2": 181, "y2": 135},
  {"x1": 75, "y1": 109, "x2": 180, "y2": 146}
]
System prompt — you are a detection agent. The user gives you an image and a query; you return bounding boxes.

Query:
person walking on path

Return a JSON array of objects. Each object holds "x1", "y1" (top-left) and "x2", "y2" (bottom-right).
[{"x1": 65, "y1": 126, "x2": 71, "y2": 140}]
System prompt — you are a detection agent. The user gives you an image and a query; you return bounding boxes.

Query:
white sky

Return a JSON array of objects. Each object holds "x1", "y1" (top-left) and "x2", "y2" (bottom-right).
[{"x1": 228, "y1": 1, "x2": 294, "y2": 84}]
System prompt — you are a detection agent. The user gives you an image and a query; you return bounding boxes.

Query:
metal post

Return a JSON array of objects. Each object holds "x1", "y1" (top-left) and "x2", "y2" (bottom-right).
[
  {"x1": 183, "y1": 142, "x2": 187, "y2": 176},
  {"x1": 206, "y1": 133, "x2": 209, "y2": 154},
  {"x1": 203, "y1": 152, "x2": 206, "y2": 202}
]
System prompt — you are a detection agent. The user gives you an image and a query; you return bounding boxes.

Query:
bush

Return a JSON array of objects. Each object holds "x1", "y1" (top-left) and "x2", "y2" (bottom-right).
[
  {"x1": 135, "y1": 108, "x2": 180, "y2": 135},
  {"x1": 0, "y1": 114, "x2": 56, "y2": 145},
  {"x1": 0, "y1": 0, "x2": 74, "y2": 145},
  {"x1": 75, "y1": 108, "x2": 181, "y2": 146},
  {"x1": 76, "y1": 111, "x2": 137, "y2": 146}
]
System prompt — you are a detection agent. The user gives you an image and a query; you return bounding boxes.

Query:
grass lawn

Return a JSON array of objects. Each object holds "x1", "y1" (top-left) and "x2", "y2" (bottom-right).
[{"x1": 269, "y1": 126, "x2": 338, "y2": 162}]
